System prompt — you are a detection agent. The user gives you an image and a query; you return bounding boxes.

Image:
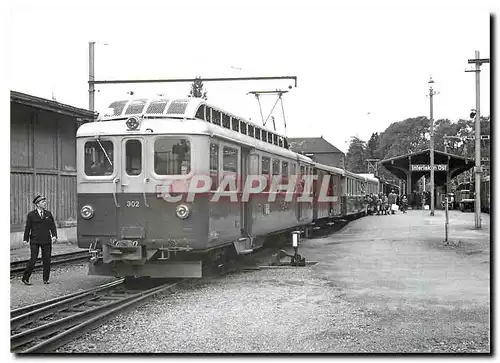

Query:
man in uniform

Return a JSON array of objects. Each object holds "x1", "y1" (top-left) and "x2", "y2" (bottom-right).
[{"x1": 21, "y1": 195, "x2": 57, "y2": 285}]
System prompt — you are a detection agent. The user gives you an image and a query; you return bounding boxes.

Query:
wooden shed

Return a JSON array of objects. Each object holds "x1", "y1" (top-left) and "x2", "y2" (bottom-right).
[{"x1": 10, "y1": 91, "x2": 95, "y2": 240}]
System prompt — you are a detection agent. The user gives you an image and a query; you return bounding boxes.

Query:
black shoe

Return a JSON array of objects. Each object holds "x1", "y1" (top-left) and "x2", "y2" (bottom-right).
[
  {"x1": 22, "y1": 279, "x2": 32, "y2": 286},
  {"x1": 43, "y1": 280, "x2": 50, "y2": 284}
]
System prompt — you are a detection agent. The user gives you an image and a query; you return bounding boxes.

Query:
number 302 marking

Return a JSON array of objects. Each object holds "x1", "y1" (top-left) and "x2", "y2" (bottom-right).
[{"x1": 126, "y1": 200, "x2": 140, "y2": 208}]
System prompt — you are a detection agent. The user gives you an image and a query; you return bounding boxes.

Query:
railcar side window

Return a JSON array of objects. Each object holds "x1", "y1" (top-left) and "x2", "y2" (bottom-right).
[
  {"x1": 232, "y1": 117, "x2": 239, "y2": 132},
  {"x1": 255, "y1": 128, "x2": 261, "y2": 140},
  {"x1": 282, "y1": 161, "x2": 288, "y2": 176},
  {"x1": 154, "y1": 138, "x2": 191, "y2": 175},
  {"x1": 125, "y1": 140, "x2": 142, "y2": 176},
  {"x1": 195, "y1": 105, "x2": 205, "y2": 120},
  {"x1": 206, "y1": 107, "x2": 212, "y2": 123},
  {"x1": 223, "y1": 147, "x2": 238, "y2": 172},
  {"x1": 247, "y1": 125, "x2": 254, "y2": 137},
  {"x1": 262, "y1": 157, "x2": 270, "y2": 175},
  {"x1": 221, "y1": 113, "x2": 229, "y2": 128},
  {"x1": 240, "y1": 121, "x2": 247, "y2": 134},
  {"x1": 210, "y1": 143, "x2": 219, "y2": 190},
  {"x1": 261, "y1": 131, "x2": 267, "y2": 142},
  {"x1": 84, "y1": 141, "x2": 114, "y2": 176},
  {"x1": 272, "y1": 159, "x2": 280, "y2": 175},
  {"x1": 290, "y1": 163, "x2": 296, "y2": 175}
]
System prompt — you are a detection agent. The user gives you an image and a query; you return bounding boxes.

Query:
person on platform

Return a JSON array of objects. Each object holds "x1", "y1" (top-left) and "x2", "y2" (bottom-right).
[
  {"x1": 21, "y1": 195, "x2": 57, "y2": 285},
  {"x1": 388, "y1": 189, "x2": 398, "y2": 215}
]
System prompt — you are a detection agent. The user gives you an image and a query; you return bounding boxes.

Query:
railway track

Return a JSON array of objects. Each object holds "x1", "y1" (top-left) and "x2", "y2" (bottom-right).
[
  {"x1": 10, "y1": 240, "x2": 302, "y2": 353},
  {"x1": 11, "y1": 251, "x2": 91, "y2": 274},
  {"x1": 11, "y1": 278, "x2": 179, "y2": 353}
]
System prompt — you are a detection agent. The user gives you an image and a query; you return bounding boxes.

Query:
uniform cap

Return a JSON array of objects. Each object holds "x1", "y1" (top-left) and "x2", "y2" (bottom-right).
[{"x1": 33, "y1": 195, "x2": 46, "y2": 204}]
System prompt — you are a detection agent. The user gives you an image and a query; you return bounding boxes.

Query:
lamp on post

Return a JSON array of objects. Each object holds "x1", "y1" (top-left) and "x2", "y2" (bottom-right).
[{"x1": 427, "y1": 76, "x2": 438, "y2": 216}]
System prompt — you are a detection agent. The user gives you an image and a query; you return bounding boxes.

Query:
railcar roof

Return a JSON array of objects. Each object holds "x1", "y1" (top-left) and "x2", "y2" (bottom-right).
[
  {"x1": 313, "y1": 162, "x2": 345, "y2": 176},
  {"x1": 98, "y1": 97, "x2": 284, "y2": 136}
]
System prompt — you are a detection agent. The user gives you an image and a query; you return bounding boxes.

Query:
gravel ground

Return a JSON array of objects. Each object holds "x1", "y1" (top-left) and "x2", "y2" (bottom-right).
[
  {"x1": 57, "y1": 268, "x2": 373, "y2": 353},
  {"x1": 10, "y1": 262, "x2": 117, "y2": 310},
  {"x1": 24, "y1": 210, "x2": 490, "y2": 353}
]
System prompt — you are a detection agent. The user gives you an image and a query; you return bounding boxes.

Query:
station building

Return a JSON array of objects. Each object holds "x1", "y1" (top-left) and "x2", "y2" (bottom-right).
[{"x1": 10, "y1": 91, "x2": 95, "y2": 249}]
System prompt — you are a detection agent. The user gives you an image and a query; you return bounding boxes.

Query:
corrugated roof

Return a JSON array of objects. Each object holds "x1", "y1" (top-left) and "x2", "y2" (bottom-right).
[
  {"x1": 288, "y1": 137, "x2": 344, "y2": 154},
  {"x1": 10, "y1": 91, "x2": 96, "y2": 121}
]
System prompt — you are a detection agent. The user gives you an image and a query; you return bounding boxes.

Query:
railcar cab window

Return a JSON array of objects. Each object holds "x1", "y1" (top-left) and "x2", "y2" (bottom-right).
[
  {"x1": 84, "y1": 141, "x2": 114, "y2": 176},
  {"x1": 125, "y1": 140, "x2": 142, "y2": 176},
  {"x1": 154, "y1": 138, "x2": 191, "y2": 175}
]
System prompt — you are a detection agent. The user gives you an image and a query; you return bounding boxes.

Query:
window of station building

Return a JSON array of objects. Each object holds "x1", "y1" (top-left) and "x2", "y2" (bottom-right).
[
  {"x1": 221, "y1": 113, "x2": 230, "y2": 128},
  {"x1": 281, "y1": 161, "x2": 288, "y2": 176},
  {"x1": 232, "y1": 117, "x2": 240, "y2": 132},
  {"x1": 125, "y1": 140, "x2": 142, "y2": 176},
  {"x1": 247, "y1": 125, "x2": 254, "y2": 137},
  {"x1": 255, "y1": 128, "x2": 261, "y2": 140},
  {"x1": 210, "y1": 143, "x2": 219, "y2": 190},
  {"x1": 195, "y1": 105, "x2": 205, "y2": 120},
  {"x1": 154, "y1": 138, "x2": 191, "y2": 175},
  {"x1": 272, "y1": 159, "x2": 280, "y2": 175},
  {"x1": 290, "y1": 163, "x2": 296, "y2": 175},
  {"x1": 223, "y1": 146, "x2": 238, "y2": 172},
  {"x1": 261, "y1": 156, "x2": 270, "y2": 175},
  {"x1": 240, "y1": 121, "x2": 247, "y2": 135},
  {"x1": 205, "y1": 107, "x2": 212, "y2": 123},
  {"x1": 84, "y1": 140, "x2": 114, "y2": 176}
]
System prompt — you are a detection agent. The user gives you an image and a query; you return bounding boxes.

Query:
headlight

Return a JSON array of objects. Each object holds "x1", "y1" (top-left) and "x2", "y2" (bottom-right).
[
  {"x1": 175, "y1": 204, "x2": 191, "y2": 219},
  {"x1": 81, "y1": 205, "x2": 95, "y2": 220},
  {"x1": 126, "y1": 116, "x2": 140, "y2": 130}
]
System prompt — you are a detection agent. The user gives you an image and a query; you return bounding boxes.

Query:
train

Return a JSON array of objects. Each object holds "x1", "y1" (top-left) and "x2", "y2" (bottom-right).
[
  {"x1": 76, "y1": 96, "x2": 379, "y2": 279},
  {"x1": 454, "y1": 177, "x2": 490, "y2": 213}
]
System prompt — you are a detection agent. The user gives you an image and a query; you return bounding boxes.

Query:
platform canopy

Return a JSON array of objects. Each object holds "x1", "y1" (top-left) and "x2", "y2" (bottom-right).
[{"x1": 380, "y1": 148, "x2": 474, "y2": 188}]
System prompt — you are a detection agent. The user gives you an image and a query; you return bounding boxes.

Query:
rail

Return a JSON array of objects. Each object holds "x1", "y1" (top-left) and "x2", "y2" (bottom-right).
[
  {"x1": 11, "y1": 279, "x2": 178, "y2": 353},
  {"x1": 10, "y1": 251, "x2": 91, "y2": 274}
]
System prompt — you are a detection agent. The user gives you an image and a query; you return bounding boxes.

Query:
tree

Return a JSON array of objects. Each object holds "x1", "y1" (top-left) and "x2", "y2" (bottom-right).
[
  {"x1": 188, "y1": 76, "x2": 208, "y2": 100},
  {"x1": 345, "y1": 136, "x2": 367, "y2": 173},
  {"x1": 365, "y1": 132, "x2": 380, "y2": 159}
]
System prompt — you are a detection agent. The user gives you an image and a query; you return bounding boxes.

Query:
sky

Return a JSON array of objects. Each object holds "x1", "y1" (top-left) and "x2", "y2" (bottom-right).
[{"x1": 3, "y1": 0, "x2": 495, "y2": 154}]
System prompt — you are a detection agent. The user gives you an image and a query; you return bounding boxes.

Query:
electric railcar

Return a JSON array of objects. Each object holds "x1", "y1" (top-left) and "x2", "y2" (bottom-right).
[{"x1": 76, "y1": 97, "x2": 378, "y2": 278}]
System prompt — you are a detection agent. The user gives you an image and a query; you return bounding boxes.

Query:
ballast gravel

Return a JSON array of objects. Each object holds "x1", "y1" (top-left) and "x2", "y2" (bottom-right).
[{"x1": 57, "y1": 268, "x2": 371, "y2": 353}]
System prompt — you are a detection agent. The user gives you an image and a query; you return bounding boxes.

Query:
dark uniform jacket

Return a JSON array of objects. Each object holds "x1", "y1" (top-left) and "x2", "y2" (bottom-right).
[{"x1": 23, "y1": 209, "x2": 57, "y2": 244}]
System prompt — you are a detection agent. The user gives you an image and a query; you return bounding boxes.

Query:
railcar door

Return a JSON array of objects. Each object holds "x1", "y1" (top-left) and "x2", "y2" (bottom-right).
[
  {"x1": 117, "y1": 137, "x2": 148, "y2": 241},
  {"x1": 219, "y1": 142, "x2": 241, "y2": 241},
  {"x1": 240, "y1": 147, "x2": 253, "y2": 236}
]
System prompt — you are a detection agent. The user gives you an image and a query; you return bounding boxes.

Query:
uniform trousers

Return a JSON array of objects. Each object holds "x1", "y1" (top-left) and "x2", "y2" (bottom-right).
[{"x1": 22, "y1": 243, "x2": 52, "y2": 282}]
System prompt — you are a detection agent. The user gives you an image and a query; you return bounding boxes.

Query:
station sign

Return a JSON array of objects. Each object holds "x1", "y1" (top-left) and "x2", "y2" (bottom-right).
[{"x1": 410, "y1": 164, "x2": 448, "y2": 172}]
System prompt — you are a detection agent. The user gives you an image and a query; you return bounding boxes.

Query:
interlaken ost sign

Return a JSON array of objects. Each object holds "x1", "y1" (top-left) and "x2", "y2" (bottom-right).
[{"x1": 410, "y1": 164, "x2": 448, "y2": 172}]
